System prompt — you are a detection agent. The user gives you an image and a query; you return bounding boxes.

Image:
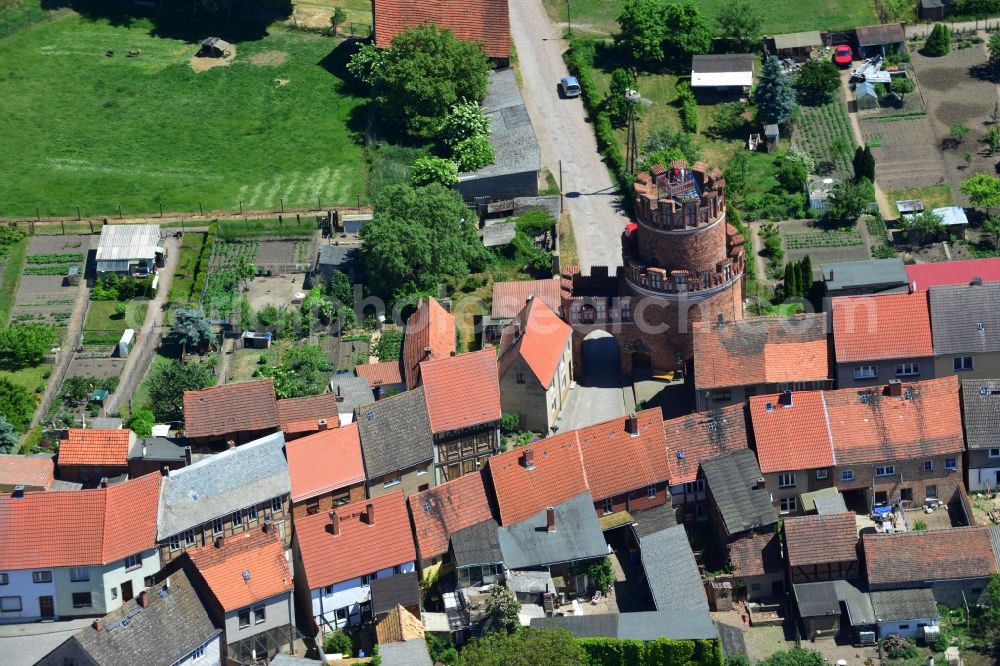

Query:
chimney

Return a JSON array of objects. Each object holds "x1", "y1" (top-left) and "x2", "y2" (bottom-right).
[
  {"x1": 142, "y1": 442, "x2": 147, "y2": 457},
  {"x1": 184, "y1": 447, "x2": 192, "y2": 465},
  {"x1": 450, "y1": 350, "x2": 456, "y2": 356},
  {"x1": 625, "y1": 413, "x2": 639, "y2": 435},
  {"x1": 93, "y1": 618, "x2": 104, "y2": 631},
  {"x1": 908, "y1": 280, "x2": 915, "y2": 294},
  {"x1": 972, "y1": 276, "x2": 983, "y2": 286},
  {"x1": 12, "y1": 485, "x2": 24, "y2": 499},
  {"x1": 318, "y1": 418, "x2": 328, "y2": 431},
  {"x1": 160, "y1": 465, "x2": 170, "y2": 477},
  {"x1": 755, "y1": 477, "x2": 766, "y2": 490},
  {"x1": 214, "y1": 536, "x2": 225, "y2": 549},
  {"x1": 779, "y1": 390, "x2": 793, "y2": 407},
  {"x1": 887, "y1": 379, "x2": 903, "y2": 397},
  {"x1": 137, "y1": 591, "x2": 149, "y2": 608},
  {"x1": 327, "y1": 511, "x2": 340, "y2": 536},
  {"x1": 526, "y1": 293, "x2": 535, "y2": 304},
  {"x1": 226, "y1": 440, "x2": 236, "y2": 449},
  {"x1": 828, "y1": 269, "x2": 834, "y2": 281},
  {"x1": 513, "y1": 319, "x2": 521, "y2": 339},
  {"x1": 366, "y1": 503, "x2": 376, "y2": 525},
  {"x1": 522, "y1": 448, "x2": 535, "y2": 470},
  {"x1": 546, "y1": 507, "x2": 556, "y2": 532},
  {"x1": 423, "y1": 346, "x2": 432, "y2": 359},
  {"x1": 99, "y1": 477, "x2": 108, "y2": 488}
]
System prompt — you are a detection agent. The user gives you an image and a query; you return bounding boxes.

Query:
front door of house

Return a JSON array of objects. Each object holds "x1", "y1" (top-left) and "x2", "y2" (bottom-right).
[
  {"x1": 121, "y1": 580, "x2": 133, "y2": 603},
  {"x1": 39, "y1": 596, "x2": 54, "y2": 618}
]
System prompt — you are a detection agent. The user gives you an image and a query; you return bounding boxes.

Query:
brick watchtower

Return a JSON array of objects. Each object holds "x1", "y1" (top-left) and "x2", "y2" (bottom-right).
[{"x1": 621, "y1": 160, "x2": 745, "y2": 372}]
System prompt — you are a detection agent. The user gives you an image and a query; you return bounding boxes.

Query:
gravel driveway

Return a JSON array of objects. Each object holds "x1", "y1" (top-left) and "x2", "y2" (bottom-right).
[{"x1": 510, "y1": 0, "x2": 628, "y2": 270}]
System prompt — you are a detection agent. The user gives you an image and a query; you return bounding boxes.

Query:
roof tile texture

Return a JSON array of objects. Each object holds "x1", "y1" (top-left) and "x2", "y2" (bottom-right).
[
  {"x1": 728, "y1": 531, "x2": 782, "y2": 577},
  {"x1": 498, "y1": 299, "x2": 571, "y2": 387},
  {"x1": 421, "y1": 349, "x2": 501, "y2": 434},
  {"x1": 491, "y1": 279, "x2": 562, "y2": 319},
  {"x1": 183, "y1": 379, "x2": 279, "y2": 439},
  {"x1": 277, "y1": 394, "x2": 340, "y2": 434},
  {"x1": 749, "y1": 391, "x2": 835, "y2": 473},
  {"x1": 831, "y1": 291, "x2": 932, "y2": 363},
  {"x1": 0, "y1": 454, "x2": 54, "y2": 489},
  {"x1": 906, "y1": 257, "x2": 1000, "y2": 289},
  {"x1": 59, "y1": 429, "x2": 133, "y2": 467},
  {"x1": 374, "y1": 0, "x2": 511, "y2": 58},
  {"x1": 784, "y1": 513, "x2": 859, "y2": 567},
  {"x1": 286, "y1": 424, "x2": 366, "y2": 502},
  {"x1": 403, "y1": 298, "x2": 456, "y2": 390},
  {"x1": 408, "y1": 472, "x2": 493, "y2": 559},
  {"x1": 863, "y1": 526, "x2": 996, "y2": 586},
  {"x1": 356, "y1": 361, "x2": 404, "y2": 387},
  {"x1": 188, "y1": 529, "x2": 292, "y2": 612},
  {"x1": 664, "y1": 404, "x2": 749, "y2": 484}
]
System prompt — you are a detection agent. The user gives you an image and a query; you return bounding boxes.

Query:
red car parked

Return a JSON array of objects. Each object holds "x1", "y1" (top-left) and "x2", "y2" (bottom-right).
[{"x1": 833, "y1": 44, "x2": 853, "y2": 67}]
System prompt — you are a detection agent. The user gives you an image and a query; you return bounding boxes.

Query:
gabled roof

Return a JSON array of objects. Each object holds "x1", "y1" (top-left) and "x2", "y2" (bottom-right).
[
  {"x1": 784, "y1": 513, "x2": 859, "y2": 567},
  {"x1": 497, "y1": 299, "x2": 571, "y2": 388},
  {"x1": 277, "y1": 394, "x2": 340, "y2": 435},
  {"x1": 286, "y1": 424, "x2": 365, "y2": 502},
  {"x1": 664, "y1": 404, "x2": 748, "y2": 484},
  {"x1": 856, "y1": 22, "x2": 906, "y2": 46},
  {"x1": 700, "y1": 450, "x2": 777, "y2": 537},
  {"x1": 961, "y1": 379, "x2": 1000, "y2": 450},
  {"x1": 96, "y1": 224, "x2": 161, "y2": 262},
  {"x1": 356, "y1": 388, "x2": 434, "y2": 479},
  {"x1": 408, "y1": 472, "x2": 493, "y2": 559},
  {"x1": 0, "y1": 472, "x2": 161, "y2": 569},
  {"x1": 530, "y1": 611, "x2": 717, "y2": 641},
  {"x1": 355, "y1": 360, "x2": 404, "y2": 387},
  {"x1": 187, "y1": 528, "x2": 292, "y2": 612},
  {"x1": 376, "y1": 604, "x2": 425, "y2": 644},
  {"x1": 863, "y1": 526, "x2": 996, "y2": 586},
  {"x1": 831, "y1": 291, "x2": 932, "y2": 363},
  {"x1": 59, "y1": 429, "x2": 135, "y2": 467},
  {"x1": 693, "y1": 314, "x2": 830, "y2": 390},
  {"x1": 928, "y1": 281, "x2": 1000, "y2": 355},
  {"x1": 451, "y1": 519, "x2": 503, "y2": 567},
  {"x1": 574, "y1": 410, "x2": 670, "y2": 503},
  {"x1": 748, "y1": 391, "x2": 835, "y2": 473},
  {"x1": 182, "y1": 379, "x2": 279, "y2": 439},
  {"x1": 420, "y1": 349, "x2": 501, "y2": 433},
  {"x1": 157, "y1": 432, "x2": 290, "y2": 540},
  {"x1": 294, "y1": 491, "x2": 416, "y2": 589},
  {"x1": 0, "y1": 454, "x2": 54, "y2": 489},
  {"x1": 639, "y1": 524, "x2": 709, "y2": 613},
  {"x1": 403, "y1": 298, "x2": 456, "y2": 390},
  {"x1": 728, "y1": 531, "x2": 782, "y2": 578},
  {"x1": 870, "y1": 589, "x2": 939, "y2": 622},
  {"x1": 491, "y1": 279, "x2": 562, "y2": 319},
  {"x1": 379, "y1": 640, "x2": 434, "y2": 666},
  {"x1": 370, "y1": 571, "x2": 420, "y2": 615},
  {"x1": 373, "y1": 0, "x2": 511, "y2": 59},
  {"x1": 497, "y1": 492, "x2": 607, "y2": 569},
  {"x1": 906, "y1": 257, "x2": 1000, "y2": 289}
]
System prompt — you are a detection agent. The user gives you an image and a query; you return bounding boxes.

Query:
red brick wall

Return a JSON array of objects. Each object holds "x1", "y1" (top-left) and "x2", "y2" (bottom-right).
[
  {"x1": 290, "y1": 482, "x2": 367, "y2": 521},
  {"x1": 637, "y1": 217, "x2": 728, "y2": 275}
]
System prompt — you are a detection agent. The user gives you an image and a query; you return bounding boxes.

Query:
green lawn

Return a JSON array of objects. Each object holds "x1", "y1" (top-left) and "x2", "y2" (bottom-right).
[
  {"x1": 168, "y1": 231, "x2": 207, "y2": 305},
  {"x1": 544, "y1": 0, "x2": 878, "y2": 37},
  {"x1": 82, "y1": 300, "x2": 149, "y2": 345},
  {"x1": 889, "y1": 184, "x2": 954, "y2": 215},
  {"x1": 125, "y1": 351, "x2": 171, "y2": 417},
  {"x1": 0, "y1": 236, "x2": 28, "y2": 326},
  {"x1": 0, "y1": 12, "x2": 367, "y2": 218},
  {"x1": 0, "y1": 362, "x2": 51, "y2": 395},
  {"x1": 216, "y1": 216, "x2": 317, "y2": 239}
]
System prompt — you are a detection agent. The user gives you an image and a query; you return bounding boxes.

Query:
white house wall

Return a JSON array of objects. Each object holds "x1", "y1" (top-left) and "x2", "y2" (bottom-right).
[
  {"x1": 310, "y1": 562, "x2": 416, "y2": 631},
  {"x1": 223, "y1": 591, "x2": 294, "y2": 645},
  {"x1": 173, "y1": 634, "x2": 223, "y2": 666},
  {"x1": 877, "y1": 617, "x2": 938, "y2": 640},
  {"x1": 0, "y1": 569, "x2": 57, "y2": 622}
]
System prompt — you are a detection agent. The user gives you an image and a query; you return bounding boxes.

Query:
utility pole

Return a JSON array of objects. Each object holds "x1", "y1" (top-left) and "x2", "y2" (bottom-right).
[
  {"x1": 625, "y1": 89, "x2": 641, "y2": 175},
  {"x1": 566, "y1": 0, "x2": 572, "y2": 37}
]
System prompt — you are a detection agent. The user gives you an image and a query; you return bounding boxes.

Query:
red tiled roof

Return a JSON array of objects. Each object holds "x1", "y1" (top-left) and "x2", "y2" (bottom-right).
[
  {"x1": 728, "y1": 531, "x2": 782, "y2": 577},
  {"x1": 408, "y1": 472, "x2": 493, "y2": 558},
  {"x1": 188, "y1": 529, "x2": 292, "y2": 612},
  {"x1": 863, "y1": 526, "x2": 995, "y2": 586},
  {"x1": 906, "y1": 258, "x2": 1000, "y2": 289},
  {"x1": 373, "y1": 0, "x2": 511, "y2": 59},
  {"x1": 295, "y1": 491, "x2": 416, "y2": 589},
  {"x1": 0, "y1": 454, "x2": 54, "y2": 489},
  {"x1": 59, "y1": 429, "x2": 133, "y2": 467},
  {"x1": 491, "y1": 279, "x2": 562, "y2": 319},
  {"x1": 693, "y1": 315, "x2": 830, "y2": 390},
  {"x1": 498, "y1": 299, "x2": 571, "y2": 388},
  {"x1": 784, "y1": 513, "x2": 858, "y2": 567},
  {"x1": 183, "y1": 379, "x2": 279, "y2": 439},
  {"x1": 831, "y1": 291, "x2": 932, "y2": 363},
  {"x1": 664, "y1": 404, "x2": 748, "y2": 484},
  {"x1": 0, "y1": 472, "x2": 161, "y2": 569},
  {"x1": 575, "y1": 410, "x2": 669, "y2": 502},
  {"x1": 748, "y1": 391, "x2": 834, "y2": 473},
  {"x1": 277, "y1": 394, "x2": 340, "y2": 435},
  {"x1": 356, "y1": 361, "x2": 404, "y2": 387},
  {"x1": 286, "y1": 424, "x2": 365, "y2": 502},
  {"x1": 421, "y1": 349, "x2": 501, "y2": 434},
  {"x1": 403, "y1": 298, "x2": 456, "y2": 390}
]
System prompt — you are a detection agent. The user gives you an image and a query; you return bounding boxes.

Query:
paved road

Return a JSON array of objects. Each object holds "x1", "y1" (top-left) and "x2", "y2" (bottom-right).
[
  {"x1": 554, "y1": 331, "x2": 627, "y2": 431},
  {"x1": 0, "y1": 618, "x2": 92, "y2": 666},
  {"x1": 509, "y1": 0, "x2": 628, "y2": 270}
]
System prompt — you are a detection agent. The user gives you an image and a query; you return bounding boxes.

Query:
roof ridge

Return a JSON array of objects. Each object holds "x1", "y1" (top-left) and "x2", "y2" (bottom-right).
[{"x1": 821, "y1": 391, "x2": 836, "y2": 466}]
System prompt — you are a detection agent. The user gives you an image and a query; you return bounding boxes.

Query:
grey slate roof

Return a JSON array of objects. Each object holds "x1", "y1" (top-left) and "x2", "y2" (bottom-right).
[
  {"x1": 37, "y1": 568, "x2": 221, "y2": 666},
  {"x1": 129, "y1": 436, "x2": 187, "y2": 461},
  {"x1": 379, "y1": 639, "x2": 433, "y2": 666},
  {"x1": 691, "y1": 54, "x2": 754, "y2": 74},
  {"x1": 452, "y1": 519, "x2": 503, "y2": 568},
  {"x1": 814, "y1": 493, "x2": 849, "y2": 516},
  {"x1": 317, "y1": 245, "x2": 359, "y2": 268},
  {"x1": 772, "y1": 31, "x2": 823, "y2": 50},
  {"x1": 793, "y1": 581, "x2": 840, "y2": 618},
  {"x1": 990, "y1": 525, "x2": 1000, "y2": 569},
  {"x1": 96, "y1": 224, "x2": 162, "y2": 262},
  {"x1": 961, "y1": 379, "x2": 1000, "y2": 450},
  {"x1": 497, "y1": 492, "x2": 607, "y2": 569},
  {"x1": 793, "y1": 580, "x2": 875, "y2": 626},
  {"x1": 459, "y1": 69, "x2": 540, "y2": 181},
  {"x1": 483, "y1": 221, "x2": 517, "y2": 247},
  {"x1": 269, "y1": 656, "x2": 322, "y2": 666},
  {"x1": 701, "y1": 449, "x2": 777, "y2": 537},
  {"x1": 370, "y1": 572, "x2": 421, "y2": 615},
  {"x1": 631, "y1": 503, "x2": 677, "y2": 539},
  {"x1": 89, "y1": 417, "x2": 123, "y2": 430},
  {"x1": 332, "y1": 375, "x2": 376, "y2": 415},
  {"x1": 530, "y1": 611, "x2": 717, "y2": 640},
  {"x1": 157, "y1": 431, "x2": 290, "y2": 540},
  {"x1": 639, "y1": 524, "x2": 709, "y2": 613},
  {"x1": 871, "y1": 588, "x2": 940, "y2": 622},
  {"x1": 822, "y1": 258, "x2": 908, "y2": 292},
  {"x1": 356, "y1": 388, "x2": 434, "y2": 479},
  {"x1": 928, "y1": 282, "x2": 1000, "y2": 355}
]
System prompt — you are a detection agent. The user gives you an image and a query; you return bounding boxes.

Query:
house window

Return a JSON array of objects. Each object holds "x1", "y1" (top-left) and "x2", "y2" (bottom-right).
[
  {"x1": 232, "y1": 510, "x2": 243, "y2": 528},
  {"x1": 989, "y1": 448, "x2": 1000, "y2": 458},
  {"x1": 816, "y1": 469, "x2": 828, "y2": 480},
  {"x1": 183, "y1": 529, "x2": 196, "y2": 547},
  {"x1": 712, "y1": 389, "x2": 732, "y2": 403},
  {"x1": 0, "y1": 596, "x2": 21, "y2": 612},
  {"x1": 920, "y1": 460, "x2": 933, "y2": 472},
  {"x1": 750, "y1": 583, "x2": 761, "y2": 592},
  {"x1": 70, "y1": 568, "x2": 90, "y2": 582},
  {"x1": 125, "y1": 553, "x2": 142, "y2": 571},
  {"x1": 602, "y1": 498, "x2": 614, "y2": 514},
  {"x1": 271, "y1": 497, "x2": 283, "y2": 513},
  {"x1": 393, "y1": 565, "x2": 403, "y2": 574},
  {"x1": 335, "y1": 607, "x2": 348, "y2": 621},
  {"x1": 246, "y1": 504, "x2": 258, "y2": 523},
  {"x1": 899, "y1": 624, "x2": 910, "y2": 630},
  {"x1": 361, "y1": 574, "x2": 372, "y2": 586},
  {"x1": 778, "y1": 473, "x2": 795, "y2": 489},
  {"x1": 647, "y1": 485, "x2": 657, "y2": 499},
  {"x1": 72, "y1": 592, "x2": 92, "y2": 608},
  {"x1": 854, "y1": 365, "x2": 877, "y2": 379},
  {"x1": 239, "y1": 609, "x2": 251, "y2": 629},
  {"x1": 111, "y1": 587, "x2": 117, "y2": 599},
  {"x1": 333, "y1": 492, "x2": 351, "y2": 507},
  {"x1": 875, "y1": 466, "x2": 895, "y2": 477},
  {"x1": 779, "y1": 497, "x2": 796, "y2": 514},
  {"x1": 254, "y1": 605, "x2": 266, "y2": 624},
  {"x1": 191, "y1": 645, "x2": 205, "y2": 660},
  {"x1": 926, "y1": 485, "x2": 938, "y2": 500},
  {"x1": 683, "y1": 480, "x2": 704, "y2": 494},
  {"x1": 515, "y1": 372, "x2": 525, "y2": 384},
  {"x1": 842, "y1": 470, "x2": 855, "y2": 482},
  {"x1": 0, "y1": 574, "x2": 7, "y2": 585},
  {"x1": 212, "y1": 518, "x2": 224, "y2": 535},
  {"x1": 306, "y1": 499, "x2": 320, "y2": 515},
  {"x1": 324, "y1": 586, "x2": 334, "y2": 595},
  {"x1": 954, "y1": 356, "x2": 974, "y2": 371},
  {"x1": 945, "y1": 458, "x2": 957, "y2": 470},
  {"x1": 32, "y1": 571, "x2": 52, "y2": 584},
  {"x1": 895, "y1": 363, "x2": 920, "y2": 376},
  {"x1": 169, "y1": 535, "x2": 181, "y2": 551}
]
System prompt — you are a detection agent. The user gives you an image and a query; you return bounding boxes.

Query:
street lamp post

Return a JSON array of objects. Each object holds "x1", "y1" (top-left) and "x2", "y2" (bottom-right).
[
  {"x1": 566, "y1": 0, "x2": 572, "y2": 37},
  {"x1": 624, "y1": 88, "x2": 641, "y2": 174}
]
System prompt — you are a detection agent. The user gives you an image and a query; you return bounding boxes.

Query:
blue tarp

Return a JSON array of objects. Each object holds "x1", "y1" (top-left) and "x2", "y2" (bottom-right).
[{"x1": 872, "y1": 505, "x2": 892, "y2": 518}]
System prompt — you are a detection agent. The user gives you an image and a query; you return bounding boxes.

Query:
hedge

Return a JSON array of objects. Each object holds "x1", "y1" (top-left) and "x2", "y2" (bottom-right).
[{"x1": 580, "y1": 637, "x2": 723, "y2": 666}]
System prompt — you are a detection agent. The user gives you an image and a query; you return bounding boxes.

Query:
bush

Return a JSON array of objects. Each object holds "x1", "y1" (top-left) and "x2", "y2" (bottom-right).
[
  {"x1": 426, "y1": 634, "x2": 458, "y2": 665},
  {"x1": 913, "y1": 519, "x2": 928, "y2": 531},
  {"x1": 452, "y1": 135, "x2": 495, "y2": 172},
  {"x1": 371, "y1": 330, "x2": 403, "y2": 361},
  {"x1": 516, "y1": 210, "x2": 557, "y2": 238},
  {"x1": 882, "y1": 635, "x2": 918, "y2": 660},
  {"x1": 323, "y1": 632, "x2": 353, "y2": 657},
  {"x1": 680, "y1": 98, "x2": 698, "y2": 133},
  {"x1": 411, "y1": 156, "x2": 459, "y2": 186},
  {"x1": 932, "y1": 633, "x2": 949, "y2": 652},
  {"x1": 501, "y1": 412, "x2": 520, "y2": 434},
  {"x1": 924, "y1": 23, "x2": 952, "y2": 57}
]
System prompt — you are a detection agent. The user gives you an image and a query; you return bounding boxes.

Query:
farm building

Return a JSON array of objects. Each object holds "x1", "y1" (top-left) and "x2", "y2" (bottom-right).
[
  {"x1": 198, "y1": 37, "x2": 231, "y2": 58},
  {"x1": 373, "y1": 0, "x2": 510, "y2": 63},
  {"x1": 920, "y1": 0, "x2": 956, "y2": 20},
  {"x1": 690, "y1": 54, "x2": 754, "y2": 99},
  {"x1": 95, "y1": 224, "x2": 164, "y2": 275},
  {"x1": 933, "y1": 206, "x2": 969, "y2": 238},
  {"x1": 765, "y1": 31, "x2": 823, "y2": 60},
  {"x1": 314, "y1": 245, "x2": 360, "y2": 283},
  {"x1": 855, "y1": 23, "x2": 905, "y2": 59},
  {"x1": 855, "y1": 81, "x2": 878, "y2": 110},
  {"x1": 822, "y1": 258, "x2": 909, "y2": 297}
]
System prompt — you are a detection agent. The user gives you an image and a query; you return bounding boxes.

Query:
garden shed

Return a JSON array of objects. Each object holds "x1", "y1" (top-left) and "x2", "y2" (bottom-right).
[
  {"x1": 116, "y1": 329, "x2": 135, "y2": 358},
  {"x1": 855, "y1": 81, "x2": 878, "y2": 110},
  {"x1": 198, "y1": 37, "x2": 231, "y2": 58},
  {"x1": 766, "y1": 31, "x2": 823, "y2": 60},
  {"x1": 855, "y1": 23, "x2": 905, "y2": 59},
  {"x1": 933, "y1": 206, "x2": 969, "y2": 238}
]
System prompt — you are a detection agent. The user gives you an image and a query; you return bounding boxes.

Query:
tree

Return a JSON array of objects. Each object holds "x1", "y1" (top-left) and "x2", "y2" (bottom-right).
[
  {"x1": 440, "y1": 102, "x2": 491, "y2": 148},
  {"x1": 891, "y1": 76, "x2": 916, "y2": 102},
  {"x1": 976, "y1": 571, "x2": 1000, "y2": 649},
  {"x1": 852, "y1": 147, "x2": 865, "y2": 182},
  {"x1": 171, "y1": 308, "x2": 214, "y2": 352},
  {"x1": 760, "y1": 647, "x2": 826, "y2": 666},
  {"x1": 986, "y1": 126, "x2": 1000, "y2": 155},
  {"x1": 0, "y1": 378, "x2": 35, "y2": 433},
  {"x1": 329, "y1": 7, "x2": 347, "y2": 35},
  {"x1": 411, "y1": 156, "x2": 459, "y2": 186},
  {"x1": 712, "y1": 101, "x2": 749, "y2": 137},
  {"x1": 0, "y1": 416, "x2": 18, "y2": 454},
  {"x1": 923, "y1": 23, "x2": 952, "y2": 56},
  {"x1": 325, "y1": 269, "x2": 355, "y2": 307},
  {"x1": 796, "y1": 59, "x2": 841, "y2": 105},
  {"x1": 784, "y1": 262, "x2": 800, "y2": 297},
  {"x1": 990, "y1": 33, "x2": 1000, "y2": 67},
  {"x1": 361, "y1": 183, "x2": 491, "y2": 301},
  {"x1": 323, "y1": 631, "x2": 353, "y2": 657},
  {"x1": 716, "y1": 0, "x2": 762, "y2": 50},
  {"x1": 853, "y1": 146, "x2": 875, "y2": 182},
  {"x1": 826, "y1": 179, "x2": 869, "y2": 225},
  {"x1": 663, "y1": 2, "x2": 713, "y2": 59},
  {"x1": 114, "y1": 303, "x2": 128, "y2": 319},
  {"x1": 452, "y1": 135, "x2": 495, "y2": 171},
  {"x1": 615, "y1": 0, "x2": 666, "y2": 64},
  {"x1": 753, "y1": 56, "x2": 796, "y2": 125},
  {"x1": 950, "y1": 123, "x2": 971, "y2": 146},
  {"x1": 346, "y1": 42, "x2": 383, "y2": 86},
  {"x1": 642, "y1": 127, "x2": 699, "y2": 163},
  {"x1": 962, "y1": 172, "x2": 1000, "y2": 215},
  {"x1": 984, "y1": 216, "x2": 1000, "y2": 248},
  {"x1": 881, "y1": 0, "x2": 912, "y2": 20},
  {"x1": 258, "y1": 344, "x2": 334, "y2": 398},
  {"x1": 128, "y1": 408, "x2": 155, "y2": 438},
  {"x1": 799, "y1": 255, "x2": 813, "y2": 293},
  {"x1": 725, "y1": 655, "x2": 752, "y2": 666},
  {"x1": 0, "y1": 323, "x2": 58, "y2": 369},
  {"x1": 367, "y1": 25, "x2": 490, "y2": 139},
  {"x1": 500, "y1": 412, "x2": 520, "y2": 434},
  {"x1": 776, "y1": 157, "x2": 808, "y2": 193},
  {"x1": 148, "y1": 361, "x2": 213, "y2": 423},
  {"x1": 724, "y1": 150, "x2": 751, "y2": 202},
  {"x1": 456, "y1": 627, "x2": 586, "y2": 666},
  {"x1": 863, "y1": 146, "x2": 876, "y2": 181},
  {"x1": 606, "y1": 68, "x2": 638, "y2": 127},
  {"x1": 484, "y1": 585, "x2": 521, "y2": 634},
  {"x1": 899, "y1": 210, "x2": 945, "y2": 244}
]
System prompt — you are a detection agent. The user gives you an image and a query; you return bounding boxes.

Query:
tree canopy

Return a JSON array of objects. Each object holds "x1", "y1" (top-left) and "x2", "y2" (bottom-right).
[
  {"x1": 716, "y1": 0, "x2": 763, "y2": 50},
  {"x1": 753, "y1": 56, "x2": 796, "y2": 125},
  {"x1": 456, "y1": 627, "x2": 587, "y2": 666},
  {"x1": 0, "y1": 323, "x2": 58, "y2": 369},
  {"x1": 962, "y1": 172, "x2": 1000, "y2": 215},
  {"x1": 0, "y1": 378, "x2": 35, "y2": 433},
  {"x1": 899, "y1": 210, "x2": 945, "y2": 244},
  {"x1": 796, "y1": 59, "x2": 841, "y2": 105},
  {"x1": 128, "y1": 408, "x2": 155, "y2": 438},
  {"x1": 825, "y1": 179, "x2": 871, "y2": 225},
  {"x1": 0, "y1": 416, "x2": 19, "y2": 454},
  {"x1": 760, "y1": 647, "x2": 826, "y2": 666},
  {"x1": 663, "y1": 2, "x2": 713, "y2": 60},
  {"x1": 170, "y1": 308, "x2": 214, "y2": 352},
  {"x1": 923, "y1": 23, "x2": 952, "y2": 57},
  {"x1": 258, "y1": 344, "x2": 333, "y2": 399},
  {"x1": 615, "y1": 0, "x2": 711, "y2": 66},
  {"x1": 149, "y1": 361, "x2": 213, "y2": 423}
]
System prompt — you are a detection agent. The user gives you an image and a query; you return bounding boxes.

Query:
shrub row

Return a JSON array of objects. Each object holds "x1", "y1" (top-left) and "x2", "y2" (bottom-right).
[
  {"x1": 189, "y1": 227, "x2": 215, "y2": 304},
  {"x1": 26, "y1": 254, "x2": 86, "y2": 264},
  {"x1": 24, "y1": 265, "x2": 80, "y2": 275},
  {"x1": 580, "y1": 637, "x2": 722, "y2": 666}
]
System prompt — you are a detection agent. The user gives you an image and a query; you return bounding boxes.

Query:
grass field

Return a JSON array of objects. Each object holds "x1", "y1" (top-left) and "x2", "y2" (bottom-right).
[
  {"x1": 543, "y1": 0, "x2": 878, "y2": 37},
  {"x1": 216, "y1": 216, "x2": 317, "y2": 239},
  {"x1": 0, "y1": 11, "x2": 367, "y2": 218},
  {"x1": 82, "y1": 299, "x2": 149, "y2": 345},
  {"x1": 889, "y1": 184, "x2": 954, "y2": 215},
  {"x1": 0, "y1": 362, "x2": 50, "y2": 395},
  {"x1": 0, "y1": 236, "x2": 28, "y2": 326}
]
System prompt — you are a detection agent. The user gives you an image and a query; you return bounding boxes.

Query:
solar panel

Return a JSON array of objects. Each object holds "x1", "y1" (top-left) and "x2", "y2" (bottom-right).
[{"x1": 126, "y1": 607, "x2": 142, "y2": 619}]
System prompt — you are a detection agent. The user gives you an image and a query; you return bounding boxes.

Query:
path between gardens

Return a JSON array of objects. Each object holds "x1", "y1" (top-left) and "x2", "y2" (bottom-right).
[{"x1": 840, "y1": 70, "x2": 894, "y2": 219}]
